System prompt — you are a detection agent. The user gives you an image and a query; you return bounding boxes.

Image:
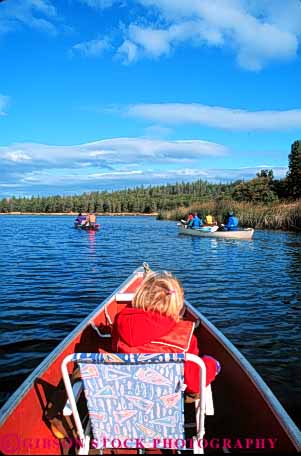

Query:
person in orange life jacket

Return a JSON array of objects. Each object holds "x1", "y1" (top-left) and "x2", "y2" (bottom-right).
[
  {"x1": 180, "y1": 213, "x2": 194, "y2": 229},
  {"x1": 84, "y1": 212, "x2": 96, "y2": 227},
  {"x1": 112, "y1": 271, "x2": 220, "y2": 394},
  {"x1": 89, "y1": 212, "x2": 96, "y2": 227},
  {"x1": 179, "y1": 213, "x2": 194, "y2": 229},
  {"x1": 186, "y1": 213, "x2": 194, "y2": 227}
]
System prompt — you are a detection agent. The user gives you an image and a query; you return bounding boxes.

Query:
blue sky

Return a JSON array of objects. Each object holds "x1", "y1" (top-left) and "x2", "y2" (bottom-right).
[{"x1": 1, "y1": 0, "x2": 301, "y2": 197}]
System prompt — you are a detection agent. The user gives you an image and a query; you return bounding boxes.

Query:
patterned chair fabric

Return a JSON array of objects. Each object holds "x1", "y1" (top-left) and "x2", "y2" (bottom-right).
[{"x1": 72, "y1": 353, "x2": 186, "y2": 450}]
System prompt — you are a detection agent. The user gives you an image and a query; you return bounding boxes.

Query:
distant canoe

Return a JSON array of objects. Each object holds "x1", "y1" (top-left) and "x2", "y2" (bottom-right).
[
  {"x1": 74, "y1": 223, "x2": 100, "y2": 231},
  {"x1": 178, "y1": 225, "x2": 254, "y2": 239}
]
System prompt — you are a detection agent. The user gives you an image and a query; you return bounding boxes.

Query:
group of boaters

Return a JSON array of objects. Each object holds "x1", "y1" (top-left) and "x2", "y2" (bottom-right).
[
  {"x1": 75, "y1": 212, "x2": 97, "y2": 228},
  {"x1": 183, "y1": 211, "x2": 239, "y2": 231}
]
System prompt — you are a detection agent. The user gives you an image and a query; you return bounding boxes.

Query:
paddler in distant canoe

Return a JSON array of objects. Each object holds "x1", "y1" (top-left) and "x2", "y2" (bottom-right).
[
  {"x1": 204, "y1": 214, "x2": 217, "y2": 226},
  {"x1": 75, "y1": 212, "x2": 86, "y2": 226},
  {"x1": 180, "y1": 213, "x2": 193, "y2": 228},
  {"x1": 84, "y1": 211, "x2": 97, "y2": 228},
  {"x1": 202, "y1": 214, "x2": 219, "y2": 232},
  {"x1": 190, "y1": 213, "x2": 203, "y2": 229},
  {"x1": 89, "y1": 212, "x2": 96, "y2": 227},
  {"x1": 221, "y1": 211, "x2": 239, "y2": 231}
]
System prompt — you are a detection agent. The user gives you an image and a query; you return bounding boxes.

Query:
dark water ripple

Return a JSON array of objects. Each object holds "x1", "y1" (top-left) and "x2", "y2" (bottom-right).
[{"x1": 0, "y1": 216, "x2": 300, "y2": 428}]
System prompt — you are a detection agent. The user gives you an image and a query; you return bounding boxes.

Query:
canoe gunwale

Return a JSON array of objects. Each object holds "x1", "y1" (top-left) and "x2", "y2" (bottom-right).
[
  {"x1": 184, "y1": 300, "x2": 301, "y2": 451},
  {"x1": 0, "y1": 267, "x2": 144, "y2": 426}
]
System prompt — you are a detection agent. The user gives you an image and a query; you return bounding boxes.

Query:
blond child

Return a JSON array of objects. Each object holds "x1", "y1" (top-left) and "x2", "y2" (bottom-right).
[{"x1": 112, "y1": 271, "x2": 220, "y2": 392}]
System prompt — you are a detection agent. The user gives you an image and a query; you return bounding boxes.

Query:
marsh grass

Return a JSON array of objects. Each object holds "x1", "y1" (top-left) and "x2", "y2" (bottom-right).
[{"x1": 158, "y1": 200, "x2": 301, "y2": 231}]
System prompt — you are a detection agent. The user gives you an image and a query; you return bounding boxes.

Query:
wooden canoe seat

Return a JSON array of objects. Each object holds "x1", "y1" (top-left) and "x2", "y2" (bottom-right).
[{"x1": 115, "y1": 293, "x2": 135, "y2": 303}]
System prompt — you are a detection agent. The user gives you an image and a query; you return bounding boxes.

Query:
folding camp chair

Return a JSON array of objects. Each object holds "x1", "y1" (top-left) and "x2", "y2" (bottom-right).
[{"x1": 61, "y1": 352, "x2": 213, "y2": 454}]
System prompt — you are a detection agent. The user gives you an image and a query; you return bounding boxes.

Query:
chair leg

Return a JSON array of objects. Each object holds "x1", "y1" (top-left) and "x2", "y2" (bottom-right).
[
  {"x1": 193, "y1": 436, "x2": 204, "y2": 455},
  {"x1": 78, "y1": 420, "x2": 91, "y2": 455},
  {"x1": 78, "y1": 436, "x2": 90, "y2": 455},
  {"x1": 193, "y1": 398, "x2": 205, "y2": 455}
]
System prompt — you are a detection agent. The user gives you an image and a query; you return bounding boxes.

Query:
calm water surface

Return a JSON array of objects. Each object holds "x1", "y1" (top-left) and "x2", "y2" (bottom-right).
[{"x1": 0, "y1": 216, "x2": 300, "y2": 427}]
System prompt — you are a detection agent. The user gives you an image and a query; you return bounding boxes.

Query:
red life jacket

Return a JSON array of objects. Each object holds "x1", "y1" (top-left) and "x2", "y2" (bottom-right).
[
  {"x1": 116, "y1": 320, "x2": 195, "y2": 354},
  {"x1": 112, "y1": 308, "x2": 218, "y2": 391}
]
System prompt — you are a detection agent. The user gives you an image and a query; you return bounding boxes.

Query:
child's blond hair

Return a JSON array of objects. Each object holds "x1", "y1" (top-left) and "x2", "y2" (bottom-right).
[{"x1": 133, "y1": 271, "x2": 184, "y2": 321}]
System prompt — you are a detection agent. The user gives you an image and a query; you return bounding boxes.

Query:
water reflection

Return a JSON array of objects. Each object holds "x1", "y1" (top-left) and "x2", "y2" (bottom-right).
[
  {"x1": 286, "y1": 237, "x2": 301, "y2": 278},
  {"x1": 88, "y1": 230, "x2": 96, "y2": 255},
  {"x1": 285, "y1": 234, "x2": 301, "y2": 309}
]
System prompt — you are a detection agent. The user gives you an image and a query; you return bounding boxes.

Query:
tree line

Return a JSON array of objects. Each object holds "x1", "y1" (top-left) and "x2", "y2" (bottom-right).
[{"x1": 0, "y1": 140, "x2": 300, "y2": 214}]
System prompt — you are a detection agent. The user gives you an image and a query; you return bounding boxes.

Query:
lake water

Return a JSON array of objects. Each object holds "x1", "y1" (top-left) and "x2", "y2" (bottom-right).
[{"x1": 0, "y1": 215, "x2": 300, "y2": 428}]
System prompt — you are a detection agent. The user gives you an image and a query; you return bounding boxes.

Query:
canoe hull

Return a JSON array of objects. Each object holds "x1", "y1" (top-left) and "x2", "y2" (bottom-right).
[
  {"x1": 0, "y1": 266, "x2": 300, "y2": 454},
  {"x1": 179, "y1": 225, "x2": 254, "y2": 239},
  {"x1": 74, "y1": 223, "x2": 100, "y2": 231}
]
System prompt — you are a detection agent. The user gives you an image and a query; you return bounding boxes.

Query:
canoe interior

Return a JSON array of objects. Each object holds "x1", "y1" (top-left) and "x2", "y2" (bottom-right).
[{"x1": 0, "y1": 268, "x2": 300, "y2": 455}]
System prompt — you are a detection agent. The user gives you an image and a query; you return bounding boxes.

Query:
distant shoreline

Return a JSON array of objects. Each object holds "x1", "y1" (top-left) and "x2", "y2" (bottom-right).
[{"x1": 0, "y1": 212, "x2": 158, "y2": 217}]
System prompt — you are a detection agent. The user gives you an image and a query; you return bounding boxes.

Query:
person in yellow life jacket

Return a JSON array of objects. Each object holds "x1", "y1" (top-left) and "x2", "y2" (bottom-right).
[
  {"x1": 205, "y1": 214, "x2": 216, "y2": 226},
  {"x1": 205, "y1": 214, "x2": 212, "y2": 225}
]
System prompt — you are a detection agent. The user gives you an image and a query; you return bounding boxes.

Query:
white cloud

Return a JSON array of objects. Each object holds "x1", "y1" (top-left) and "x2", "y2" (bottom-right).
[
  {"x1": 4, "y1": 151, "x2": 32, "y2": 162},
  {"x1": 20, "y1": 169, "x2": 144, "y2": 185},
  {"x1": 0, "y1": 95, "x2": 9, "y2": 116},
  {"x1": 195, "y1": 166, "x2": 287, "y2": 181},
  {"x1": 1, "y1": 165, "x2": 287, "y2": 196},
  {"x1": 0, "y1": 137, "x2": 227, "y2": 169},
  {"x1": 116, "y1": 0, "x2": 300, "y2": 69},
  {"x1": 127, "y1": 24, "x2": 171, "y2": 58},
  {"x1": 0, "y1": 184, "x2": 22, "y2": 188},
  {"x1": 72, "y1": 38, "x2": 110, "y2": 57},
  {"x1": 127, "y1": 103, "x2": 301, "y2": 131},
  {"x1": 117, "y1": 39, "x2": 139, "y2": 63},
  {"x1": 0, "y1": 0, "x2": 58, "y2": 35},
  {"x1": 242, "y1": 0, "x2": 301, "y2": 37},
  {"x1": 118, "y1": 20, "x2": 224, "y2": 62},
  {"x1": 147, "y1": 165, "x2": 288, "y2": 181},
  {"x1": 1, "y1": 136, "x2": 289, "y2": 196},
  {"x1": 0, "y1": 137, "x2": 229, "y2": 195}
]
